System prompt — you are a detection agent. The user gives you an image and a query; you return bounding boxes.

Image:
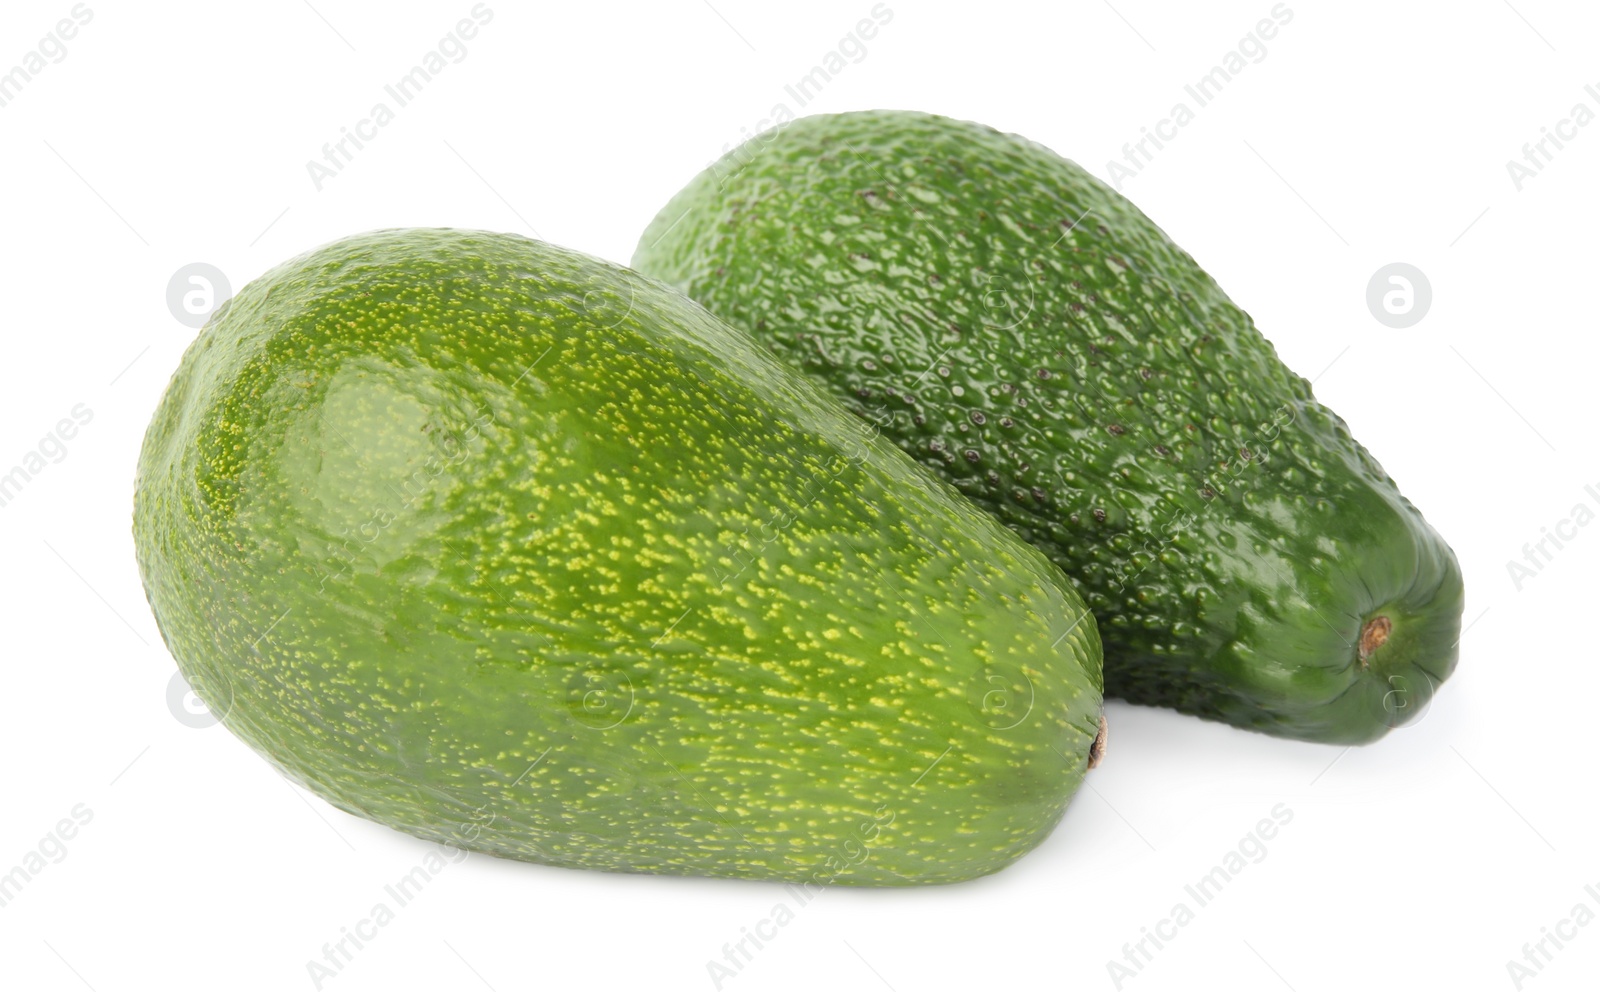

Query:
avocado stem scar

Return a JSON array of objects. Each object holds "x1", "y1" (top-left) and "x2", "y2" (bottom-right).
[
  {"x1": 1358, "y1": 616, "x2": 1392, "y2": 667},
  {"x1": 1088, "y1": 714, "x2": 1108, "y2": 769}
]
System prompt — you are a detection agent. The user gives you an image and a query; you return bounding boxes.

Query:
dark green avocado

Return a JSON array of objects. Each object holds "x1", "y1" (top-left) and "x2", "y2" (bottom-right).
[
  {"x1": 133, "y1": 228, "x2": 1104, "y2": 884},
  {"x1": 633, "y1": 110, "x2": 1463, "y2": 744}
]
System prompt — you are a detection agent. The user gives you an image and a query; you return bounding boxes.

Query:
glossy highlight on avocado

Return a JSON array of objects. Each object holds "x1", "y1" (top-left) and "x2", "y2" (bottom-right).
[
  {"x1": 634, "y1": 110, "x2": 1464, "y2": 744},
  {"x1": 133, "y1": 228, "x2": 1103, "y2": 885}
]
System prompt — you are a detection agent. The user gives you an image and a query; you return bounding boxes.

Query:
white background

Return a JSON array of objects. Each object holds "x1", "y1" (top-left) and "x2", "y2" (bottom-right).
[{"x1": 2, "y1": 1, "x2": 1596, "y2": 989}]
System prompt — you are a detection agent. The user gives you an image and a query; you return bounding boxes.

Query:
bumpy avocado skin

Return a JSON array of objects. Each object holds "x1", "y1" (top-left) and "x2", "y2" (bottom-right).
[
  {"x1": 134, "y1": 229, "x2": 1103, "y2": 885},
  {"x1": 633, "y1": 111, "x2": 1463, "y2": 745}
]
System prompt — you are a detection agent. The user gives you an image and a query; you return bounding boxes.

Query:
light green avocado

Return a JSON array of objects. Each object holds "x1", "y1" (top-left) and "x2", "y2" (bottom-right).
[
  {"x1": 634, "y1": 110, "x2": 1464, "y2": 744},
  {"x1": 133, "y1": 228, "x2": 1103, "y2": 885}
]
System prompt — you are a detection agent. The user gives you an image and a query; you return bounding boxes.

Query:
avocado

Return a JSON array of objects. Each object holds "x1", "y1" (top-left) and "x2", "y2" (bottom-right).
[
  {"x1": 133, "y1": 228, "x2": 1103, "y2": 885},
  {"x1": 633, "y1": 110, "x2": 1463, "y2": 744}
]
